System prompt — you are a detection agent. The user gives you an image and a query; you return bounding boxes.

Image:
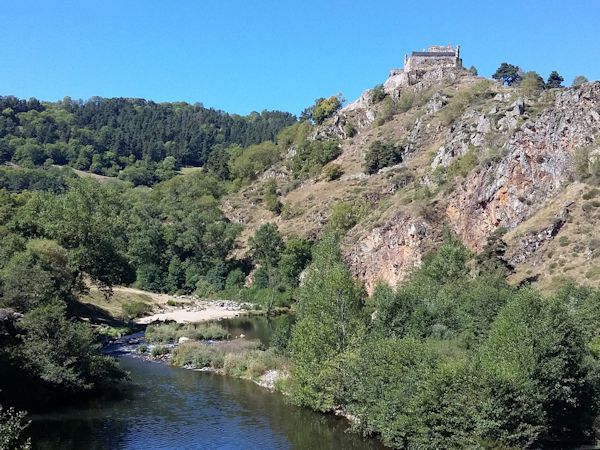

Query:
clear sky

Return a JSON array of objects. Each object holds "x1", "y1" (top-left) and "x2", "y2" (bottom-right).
[{"x1": 2, "y1": 0, "x2": 599, "y2": 115}]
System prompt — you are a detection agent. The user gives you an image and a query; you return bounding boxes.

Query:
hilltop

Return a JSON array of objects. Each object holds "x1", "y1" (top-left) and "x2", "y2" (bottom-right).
[{"x1": 221, "y1": 48, "x2": 600, "y2": 294}]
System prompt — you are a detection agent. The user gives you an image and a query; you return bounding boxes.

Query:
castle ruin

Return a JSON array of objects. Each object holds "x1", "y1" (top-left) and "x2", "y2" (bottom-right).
[{"x1": 390, "y1": 44, "x2": 462, "y2": 77}]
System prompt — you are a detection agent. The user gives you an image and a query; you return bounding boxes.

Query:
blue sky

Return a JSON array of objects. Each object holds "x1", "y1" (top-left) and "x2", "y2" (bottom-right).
[{"x1": 2, "y1": 0, "x2": 599, "y2": 115}]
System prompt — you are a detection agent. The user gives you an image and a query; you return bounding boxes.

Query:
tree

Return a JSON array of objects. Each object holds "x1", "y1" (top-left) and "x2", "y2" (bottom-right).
[
  {"x1": 249, "y1": 223, "x2": 284, "y2": 312},
  {"x1": 479, "y1": 290, "x2": 599, "y2": 446},
  {"x1": 18, "y1": 301, "x2": 127, "y2": 392},
  {"x1": 278, "y1": 237, "x2": 312, "y2": 287},
  {"x1": 290, "y1": 235, "x2": 364, "y2": 411},
  {"x1": 468, "y1": 65, "x2": 478, "y2": 76},
  {"x1": 364, "y1": 140, "x2": 403, "y2": 174},
  {"x1": 492, "y1": 62, "x2": 522, "y2": 86},
  {"x1": 572, "y1": 75, "x2": 589, "y2": 87},
  {"x1": 519, "y1": 71, "x2": 545, "y2": 96},
  {"x1": 310, "y1": 95, "x2": 343, "y2": 125},
  {"x1": 546, "y1": 71, "x2": 564, "y2": 89}
]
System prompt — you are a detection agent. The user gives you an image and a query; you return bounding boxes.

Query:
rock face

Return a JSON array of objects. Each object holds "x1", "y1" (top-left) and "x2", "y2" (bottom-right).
[
  {"x1": 447, "y1": 83, "x2": 600, "y2": 252},
  {"x1": 347, "y1": 216, "x2": 435, "y2": 293},
  {"x1": 345, "y1": 81, "x2": 600, "y2": 291}
]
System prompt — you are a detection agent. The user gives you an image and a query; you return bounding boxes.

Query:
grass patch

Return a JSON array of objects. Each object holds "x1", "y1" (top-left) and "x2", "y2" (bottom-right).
[
  {"x1": 171, "y1": 342, "x2": 225, "y2": 369},
  {"x1": 223, "y1": 349, "x2": 287, "y2": 379},
  {"x1": 145, "y1": 323, "x2": 230, "y2": 343},
  {"x1": 151, "y1": 346, "x2": 170, "y2": 357}
]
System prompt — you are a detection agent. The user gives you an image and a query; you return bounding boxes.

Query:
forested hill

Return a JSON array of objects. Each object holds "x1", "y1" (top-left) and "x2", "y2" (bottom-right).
[{"x1": 0, "y1": 95, "x2": 296, "y2": 182}]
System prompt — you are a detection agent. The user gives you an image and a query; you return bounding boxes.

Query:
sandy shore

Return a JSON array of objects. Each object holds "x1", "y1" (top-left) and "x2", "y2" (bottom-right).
[{"x1": 136, "y1": 305, "x2": 243, "y2": 324}]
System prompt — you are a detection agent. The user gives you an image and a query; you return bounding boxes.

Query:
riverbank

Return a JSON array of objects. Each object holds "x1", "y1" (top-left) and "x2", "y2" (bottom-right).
[
  {"x1": 136, "y1": 299, "x2": 251, "y2": 324},
  {"x1": 108, "y1": 318, "x2": 291, "y2": 392}
]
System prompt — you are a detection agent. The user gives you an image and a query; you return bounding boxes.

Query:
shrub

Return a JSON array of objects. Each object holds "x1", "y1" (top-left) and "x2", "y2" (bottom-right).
[
  {"x1": 343, "y1": 123, "x2": 357, "y2": 138},
  {"x1": 121, "y1": 301, "x2": 152, "y2": 320},
  {"x1": 171, "y1": 342, "x2": 224, "y2": 369},
  {"x1": 150, "y1": 346, "x2": 169, "y2": 357},
  {"x1": 583, "y1": 188, "x2": 599, "y2": 200},
  {"x1": 322, "y1": 163, "x2": 344, "y2": 181},
  {"x1": 310, "y1": 96, "x2": 343, "y2": 125},
  {"x1": 370, "y1": 84, "x2": 387, "y2": 104},
  {"x1": 445, "y1": 150, "x2": 479, "y2": 180},
  {"x1": 365, "y1": 140, "x2": 403, "y2": 174},
  {"x1": 145, "y1": 323, "x2": 230, "y2": 343},
  {"x1": 291, "y1": 140, "x2": 341, "y2": 176},
  {"x1": 375, "y1": 97, "x2": 397, "y2": 125}
]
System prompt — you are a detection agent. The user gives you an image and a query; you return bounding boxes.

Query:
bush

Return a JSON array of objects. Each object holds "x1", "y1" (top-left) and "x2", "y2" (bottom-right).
[
  {"x1": 370, "y1": 85, "x2": 387, "y2": 104},
  {"x1": 311, "y1": 96, "x2": 343, "y2": 124},
  {"x1": 343, "y1": 122, "x2": 357, "y2": 138},
  {"x1": 171, "y1": 342, "x2": 224, "y2": 369},
  {"x1": 145, "y1": 323, "x2": 230, "y2": 343},
  {"x1": 121, "y1": 301, "x2": 152, "y2": 320},
  {"x1": 375, "y1": 97, "x2": 397, "y2": 125},
  {"x1": 365, "y1": 140, "x2": 403, "y2": 174},
  {"x1": 322, "y1": 163, "x2": 344, "y2": 181},
  {"x1": 292, "y1": 140, "x2": 341, "y2": 176},
  {"x1": 150, "y1": 346, "x2": 169, "y2": 357},
  {"x1": 223, "y1": 349, "x2": 285, "y2": 379}
]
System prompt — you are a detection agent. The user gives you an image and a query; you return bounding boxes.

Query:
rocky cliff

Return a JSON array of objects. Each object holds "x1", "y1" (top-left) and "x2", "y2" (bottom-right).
[{"x1": 223, "y1": 65, "x2": 600, "y2": 293}]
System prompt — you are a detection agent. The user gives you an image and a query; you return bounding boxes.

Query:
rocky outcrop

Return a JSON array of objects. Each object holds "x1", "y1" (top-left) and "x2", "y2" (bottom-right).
[
  {"x1": 447, "y1": 82, "x2": 600, "y2": 252},
  {"x1": 346, "y1": 82, "x2": 600, "y2": 290},
  {"x1": 346, "y1": 216, "x2": 436, "y2": 292}
]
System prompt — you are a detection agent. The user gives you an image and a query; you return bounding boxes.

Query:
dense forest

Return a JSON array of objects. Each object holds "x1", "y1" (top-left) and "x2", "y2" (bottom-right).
[{"x1": 0, "y1": 95, "x2": 296, "y2": 185}]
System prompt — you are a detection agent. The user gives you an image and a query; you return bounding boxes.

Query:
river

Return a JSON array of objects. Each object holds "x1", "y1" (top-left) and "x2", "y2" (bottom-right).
[{"x1": 28, "y1": 317, "x2": 384, "y2": 450}]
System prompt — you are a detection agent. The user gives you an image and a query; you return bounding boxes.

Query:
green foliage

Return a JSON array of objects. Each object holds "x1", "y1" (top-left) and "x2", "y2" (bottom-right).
[
  {"x1": 250, "y1": 223, "x2": 283, "y2": 269},
  {"x1": 308, "y1": 96, "x2": 343, "y2": 125},
  {"x1": 343, "y1": 123, "x2": 357, "y2": 138},
  {"x1": 370, "y1": 84, "x2": 387, "y2": 104},
  {"x1": 150, "y1": 346, "x2": 169, "y2": 357},
  {"x1": 546, "y1": 70, "x2": 564, "y2": 89},
  {"x1": 445, "y1": 149, "x2": 479, "y2": 180},
  {"x1": 492, "y1": 62, "x2": 522, "y2": 86},
  {"x1": 262, "y1": 179, "x2": 281, "y2": 214},
  {"x1": 519, "y1": 71, "x2": 546, "y2": 96},
  {"x1": 439, "y1": 80, "x2": 493, "y2": 125},
  {"x1": 291, "y1": 139, "x2": 341, "y2": 177},
  {"x1": 289, "y1": 235, "x2": 364, "y2": 411},
  {"x1": 145, "y1": 323, "x2": 230, "y2": 343},
  {"x1": 171, "y1": 342, "x2": 225, "y2": 369},
  {"x1": 229, "y1": 141, "x2": 280, "y2": 182},
  {"x1": 0, "y1": 240, "x2": 73, "y2": 312},
  {"x1": 365, "y1": 140, "x2": 403, "y2": 174},
  {"x1": 479, "y1": 290, "x2": 598, "y2": 445},
  {"x1": 0, "y1": 96, "x2": 295, "y2": 184},
  {"x1": 375, "y1": 97, "x2": 397, "y2": 125},
  {"x1": 17, "y1": 301, "x2": 127, "y2": 392},
  {"x1": 468, "y1": 65, "x2": 478, "y2": 76},
  {"x1": 0, "y1": 405, "x2": 31, "y2": 450},
  {"x1": 344, "y1": 337, "x2": 439, "y2": 448},
  {"x1": 121, "y1": 301, "x2": 152, "y2": 320},
  {"x1": 326, "y1": 201, "x2": 363, "y2": 236},
  {"x1": 277, "y1": 237, "x2": 312, "y2": 287},
  {"x1": 572, "y1": 75, "x2": 589, "y2": 87},
  {"x1": 223, "y1": 348, "x2": 286, "y2": 379},
  {"x1": 321, "y1": 163, "x2": 344, "y2": 181}
]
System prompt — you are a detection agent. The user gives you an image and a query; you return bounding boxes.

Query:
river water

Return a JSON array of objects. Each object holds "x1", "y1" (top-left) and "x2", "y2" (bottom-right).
[{"x1": 28, "y1": 317, "x2": 384, "y2": 450}]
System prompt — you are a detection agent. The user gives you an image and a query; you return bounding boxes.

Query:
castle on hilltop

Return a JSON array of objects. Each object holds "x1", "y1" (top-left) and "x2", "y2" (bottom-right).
[{"x1": 390, "y1": 44, "x2": 462, "y2": 77}]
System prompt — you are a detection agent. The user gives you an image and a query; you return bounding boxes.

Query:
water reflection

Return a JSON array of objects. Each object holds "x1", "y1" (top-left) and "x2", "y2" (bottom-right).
[{"x1": 29, "y1": 355, "x2": 383, "y2": 450}]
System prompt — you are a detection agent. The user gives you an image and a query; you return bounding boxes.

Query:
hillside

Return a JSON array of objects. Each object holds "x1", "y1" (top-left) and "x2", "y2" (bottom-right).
[{"x1": 221, "y1": 62, "x2": 600, "y2": 293}]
